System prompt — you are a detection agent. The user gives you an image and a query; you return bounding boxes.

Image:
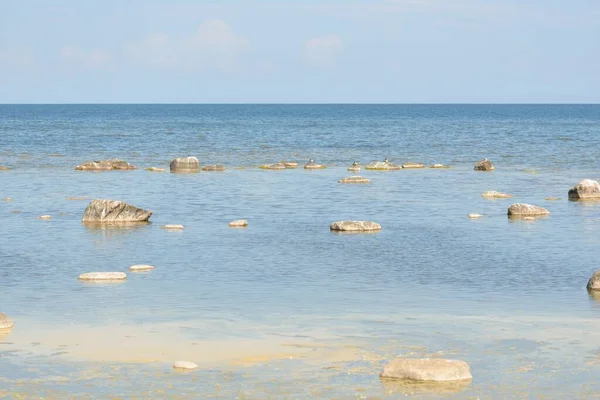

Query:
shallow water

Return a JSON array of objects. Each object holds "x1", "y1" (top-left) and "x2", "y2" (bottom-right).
[{"x1": 1, "y1": 105, "x2": 600, "y2": 398}]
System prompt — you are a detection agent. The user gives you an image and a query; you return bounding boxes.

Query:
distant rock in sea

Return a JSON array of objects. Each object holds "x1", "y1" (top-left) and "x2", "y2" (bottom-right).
[
  {"x1": 78, "y1": 272, "x2": 127, "y2": 281},
  {"x1": 38, "y1": 215, "x2": 52, "y2": 220},
  {"x1": 202, "y1": 164, "x2": 226, "y2": 172},
  {"x1": 0, "y1": 166, "x2": 10, "y2": 171},
  {"x1": 365, "y1": 161, "x2": 401, "y2": 171},
  {"x1": 507, "y1": 203, "x2": 549, "y2": 217},
  {"x1": 402, "y1": 162, "x2": 425, "y2": 169},
  {"x1": 338, "y1": 176, "x2": 370, "y2": 184},
  {"x1": 380, "y1": 358, "x2": 472, "y2": 382},
  {"x1": 568, "y1": 179, "x2": 600, "y2": 200},
  {"x1": 587, "y1": 270, "x2": 600, "y2": 291},
  {"x1": 170, "y1": 157, "x2": 200, "y2": 173},
  {"x1": 129, "y1": 264, "x2": 154, "y2": 272},
  {"x1": 75, "y1": 159, "x2": 136, "y2": 171},
  {"x1": 281, "y1": 161, "x2": 298, "y2": 169},
  {"x1": 545, "y1": 197, "x2": 561, "y2": 201},
  {"x1": 0, "y1": 313, "x2": 15, "y2": 330},
  {"x1": 259, "y1": 163, "x2": 286, "y2": 170},
  {"x1": 474, "y1": 158, "x2": 495, "y2": 171},
  {"x1": 82, "y1": 199, "x2": 152, "y2": 223},
  {"x1": 228, "y1": 220, "x2": 248, "y2": 227},
  {"x1": 468, "y1": 213, "x2": 483, "y2": 219},
  {"x1": 304, "y1": 159, "x2": 326, "y2": 169},
  {"x1": 430, "y1": 164, "x2": 450, "y2": 169},
  {"x1": 146, "y1": 167, "x2": 166, "y2": 172},
  {"x1": 173, "y1": 361, "x2": 198, "y2": 370},
  {"x1": 330, "y1": 221, "x2": 381, "y2": 232},
  {"x1": 481, "y1": 191, "x2": 513, "y2": 199},
  {"x1": 161, "y1": 224, "x2": 184, "y2": 230}
]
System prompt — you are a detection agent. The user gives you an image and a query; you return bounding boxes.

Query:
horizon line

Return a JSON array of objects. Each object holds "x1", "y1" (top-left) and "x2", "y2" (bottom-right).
[{"x1": 1, "y1": 102, "x2": 599, "y2": 106}]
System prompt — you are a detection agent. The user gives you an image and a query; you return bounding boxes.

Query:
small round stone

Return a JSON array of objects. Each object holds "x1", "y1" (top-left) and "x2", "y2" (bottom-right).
[
  {"x1": 161, "y1": 224, "x2": 184, "y2": 230},
  {"x1": 228, "y1": 220, "x2": 248, "y2": 227},
  {"x1": 173, "y1": 361, "x2": 198, "y2": 370},
  {"x1": 129, "y1": 264, "x2": 155, "y2": 272},
  {"x1": 0, "y1": 313, "x2": 15, "y2": 330},
  {"x1": 78, "y1": 272, "x2": 127, "y2": 281}
]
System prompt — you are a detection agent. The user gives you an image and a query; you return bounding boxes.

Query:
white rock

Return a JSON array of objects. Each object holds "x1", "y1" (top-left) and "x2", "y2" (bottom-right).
[
  {"x1": 228, "y1": 220, "x2": 248, "y2": 227},
  {"x1": 38, "y1": 215, "x2": 52, "y2": 220},
  {"x1": 0, "y1": 313, "x2": 15, "y2": 330},
  {"x1": 129, "y1": 264, "x2": 155, "y2": 272},
  {"x1": 78, "y1": 272, "x2": 127, "y2": 281},
  {"x1": 161, "y1": 224, "x2": 184, "y2": 230},
  {"x1": 330, "y1": 221, "x2": 381, "y2": 232},
  {"x1": 468, "y1": 214, "x2": 483, "y2": 219},
  {"x1": 481, "y1": 191, "x2": 512, "y2": 199},
  {"x1": 173, "y1": 361, "x2": 198, "y2": 370}
]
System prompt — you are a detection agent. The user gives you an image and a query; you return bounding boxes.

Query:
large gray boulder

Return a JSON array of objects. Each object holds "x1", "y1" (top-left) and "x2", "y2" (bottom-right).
[
  {"x1": 170, "y1": 157, "x2": 200, "y2": 173},
  {"x1": 330, "y1": 221, "x2": 381, "y2": 232},
  {"x1": 568, "y1": 179, "x2": 600, "y2": 200},
  {"x1": 507, "y1": 203, "x2": 549, "y2": 217},
  {"x1": 82, "y1": 199, "x2": 152, "y2": 223},
  {"x1": 474, "y1": 158, "x2": 495, "y2": 171},
  {"x1": 75, "y1": 159, "x2": 136, "y2": 171},
  {"x1": 380, "y1": 358, "x2": 472, "y2": 382}
]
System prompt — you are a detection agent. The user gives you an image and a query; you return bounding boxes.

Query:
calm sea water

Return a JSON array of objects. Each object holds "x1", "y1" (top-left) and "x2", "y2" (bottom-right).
[{"x1": 1, "y1": 104, "x2": 600, "y2": 398}]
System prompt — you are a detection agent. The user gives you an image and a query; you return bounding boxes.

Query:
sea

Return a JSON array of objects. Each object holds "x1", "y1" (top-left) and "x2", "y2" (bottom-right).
[{"x1": 1, "y1": 104, "x2": 600, "y2": 399}]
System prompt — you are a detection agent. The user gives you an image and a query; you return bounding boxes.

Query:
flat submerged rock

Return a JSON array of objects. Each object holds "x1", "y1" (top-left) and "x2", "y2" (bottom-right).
[
  {"x1": 365, "y1": 161, "x2": 401, "y2": 171},
  {"x1": 0, "y1": 313, "x2": 15, "y2": 330},
  {"x1": 304, "y1": 161, "x2": 326, "y2": 169},
  {"x1": 75, "y1": 159, "x2": 136, "y2": 171},
  {"x1": 78, "y1": 272, "x2": 127, "y2": 281},
  {"x1": 338, "y1": 176, "x2": 370, "y2": 184},
  {"x1": 482, "y1": 191, "x2": 513, "y2": 199},
  {"x1": 259, "y1": 163, "x2": 286, "y2": 170},
  {"x1": 380, "y1": 358, "x2": 472, "y2": 382},
  {"x1": 228, "y1": 220, "x2": 248, "y2": 227},
  {"x1": 468, "y1": 213, "x2": 483, "y2": 219},
  {"x1": 202, "y1": 164, "x2": 226, "y2": 172},
  {"x1": 161, "y1": 224, "x2": 184, "y2": 230},
  {"x1": 330, "y1": 221, "x2": 381, "y2": 232},
  {"x1": 129, "y1": 264, "x2": 155, "y2": 272},
  {"x1": 173, "y1": 361, "x2": 198, "y2": 370},
  {"x1": 146, "y1": 167, "x2": 166, "y2": 172},
  {"x1": 402, "y1": 162, "x2": 425, "y2": 169}
]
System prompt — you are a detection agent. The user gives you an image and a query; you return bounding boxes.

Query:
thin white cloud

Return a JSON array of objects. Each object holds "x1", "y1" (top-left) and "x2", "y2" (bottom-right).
[
  {"x1": 305, "y1": 34, "x2": 342, "y2": 68},
  {"x1": 128, "y1": 20, "x2": 249, "y2": 72},
  {"x1": 60, "y1": 46, "x2": 112, "y2": 69}
]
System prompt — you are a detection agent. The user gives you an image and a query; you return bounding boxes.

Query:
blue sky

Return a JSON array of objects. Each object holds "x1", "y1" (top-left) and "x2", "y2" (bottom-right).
[{"x1": 1, "y1": 0, "x2": 598, "y2": 103}]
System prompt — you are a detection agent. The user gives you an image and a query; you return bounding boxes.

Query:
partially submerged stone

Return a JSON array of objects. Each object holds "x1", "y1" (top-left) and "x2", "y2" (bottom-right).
[
  {"x1": 3, "y1": 197, "x2": 12, "y2": 202},
  {"x1": 281, "y1": 161, "x2": 298, "y2": 169},
  {"x1": 75, "y1": 159, "x2": 136, "y2": 171},
  {"x1": 202, "y1": 164, "x2": 226, "y2": 172},
  {"x1": 481, "y1": 191, "x2": 513, "y2": 199},
  {"x1": 0, "y1": 166, "x2": 9, "y2": 171},
  {"x1": 587, "y1": 270, "x2": 600, "y2": 291},
  {"x1": 146, "y1": 167, "x2": 166, "y2": 172},
  {"x1": 259, "y1": 163, "x2": 286, "y2": 170},
  {"x1": 330, "y1": 221, "x2": 381, "y2": 232},
  {"x1": 82, "y1": 200, "x2": 152, "y2": 223},
  {"x1": 430, "y1": 164, "x2": 450, "y2": 169},
  {"x1": 170, "y1": 157, "x2": 200, "y2": 173},
  {"x1": 402, "y1": 162, "x2": 425, "y2": 169},
  {"x1": 507, "y1": 203, "x2": 550, "y2": 217},
  {"x1": 78, "y1": 272, "x2": 127, "y2": 281},
  {"x1": 474, "y1": 158, "x2": 495, "y2": 171},
  {"x1": 568, "y1": 179, "x2": 600, "y2": 200},
  {"x1": 228, "y1": 219, "x2": 248, "y2": 227},
  {"x1": 304, "y1": 160, "x2": 326, "y2": 169},
  {"x1": 339, "y1": 176, "x2": 370, "y2": 184},
  {"x1": 468, "y1": 213, "x2": 483, "y2": 219},
  {"x1": 347, "y1": 166, "x2": 361, "y2": 172},
  {"x1": 365, "y1": 161, "x2": 401, "y2": 171},
  {"x1": 161, "y1": 224, "x2": 184, "y2": 230},
  {"x1": 173, "y1": 361, "x2": 198, "y2": 370},
  {"x1": 0, "y1": 313, "x2": 14, "y2": 330},
  {"x1": 66, "y1": 196, "x2": 88, "y2": 201},
  {"x1": 380, "y1": 358, "x2": 472, "y2": 382},
  {"x1": 545, "y1": 197, "x2": 561, "y2": 201},
  {"x1": 129, "y1": 264, "x2": 155, "y2": 272},
  {"x1": 38, "y1": 215, "x2": 52, "y2": 220}
]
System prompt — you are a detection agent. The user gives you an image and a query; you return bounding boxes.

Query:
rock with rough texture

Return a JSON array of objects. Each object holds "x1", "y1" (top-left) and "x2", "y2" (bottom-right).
[
  {"x1": 481, "y1": 191, "x2": 513, "y2": 199},
  {"x1": 259, "y1": 163, "x2": 286, "y2": 170},
  {"x1": 468, "y1": 213, "x2": 483, "y2": 219},
  {"x1": 365, "y1": 161, "x2": 402, "y2": 171},
  {"x1": 281, "y1": 161, "x2": 298, "y2": 169},
  {"x1": 304, "y1": 160, "x2": 326, "y2": 169},
  {"x1": 587, "y1": 270, "x2": 600, "y2": 291},
  {"x1": 129, "y1": 264, "x2": 155, "y2": 272},
  {"x1": 0, "y1": 313, "x2": 14, "y2": 330},
  {"x1": 38, "y1": 215, "x2": 52, "y2": 220},
  {"x1": 202, "y1": 164, "x2": 226, "y2": 172},
  {"x1": 402, "y1": 162, "x2": 425, "y2": 169},
  {"x1": 75, "y1": 159, "x2": 136, "y2": 171},
  {"x1": 78, "y1": 272, "x2": 127, "y2": 281},
  {"x1": 82, "y1": 200, "x2": 152, "y2": 223},
  {"x1": 474, "y1": 158, "x2": 495, "y2": 171},
  {"x1": 0, "y1": 166, "x2": 9, "y2": 171},
  {"x1": 380, "y1": 358, "x2": 472, "y2": 382},
  {"x1": 173, "y1": 361, "x2": 198, "y2": 370},
  {"x1": 507, "y1": 203, "x2": 550, "y2": 217},
  {"x1": 430, "y1": 164, "x2": 450, "y2": 169},
  {"x1": 568, "y1": 179, "x2": 600, "y2": 200},
  {"x1": 146, "y1": 167, "x2": 166, "y2": 172},
  {"x1": 339, "y1": 176, "x2": 370, "y2": 184},
  {"x1": 161, "y1": 224, "x2": 184, "y2": 230},
  {"x1": 229, "y1": 219, "x2": 248, "y2": 227},
  {"x1": 170, "y1": 157, "x2": 200, "y2": 173},
  {"x1": 330, "y1": 221, "x2": 381, "y2": 232}
]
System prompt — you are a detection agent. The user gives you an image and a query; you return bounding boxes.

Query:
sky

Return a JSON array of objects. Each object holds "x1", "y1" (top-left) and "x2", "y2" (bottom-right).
[{"x1": 0, "y1": 0, "x2": 599, "y2": 103}]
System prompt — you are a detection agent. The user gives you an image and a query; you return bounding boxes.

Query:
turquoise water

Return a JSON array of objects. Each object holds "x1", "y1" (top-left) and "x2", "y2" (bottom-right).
[{"x1": 1, "y1": 104, "x2": 600, "y2": 398}]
